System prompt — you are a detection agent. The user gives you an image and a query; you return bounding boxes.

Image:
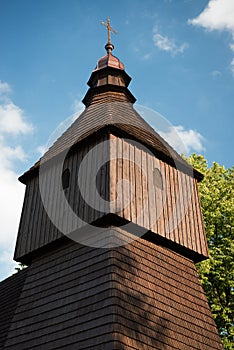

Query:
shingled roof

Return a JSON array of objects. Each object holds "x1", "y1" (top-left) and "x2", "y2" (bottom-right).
[
  {"x1": 19, "y1": 48, "x2": 203, "y2": 184},
  {"x1": 0, "y1": 269, "x2": 27, "y2": 349},
  {"x1": 2, "y1": 234, "x2": 223, "y2": 349}
]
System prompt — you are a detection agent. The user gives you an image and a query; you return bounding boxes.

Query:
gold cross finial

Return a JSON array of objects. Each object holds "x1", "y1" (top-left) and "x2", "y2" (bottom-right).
[{"x1": 101, "y1": 17, "x2": 117, "y2": 45}]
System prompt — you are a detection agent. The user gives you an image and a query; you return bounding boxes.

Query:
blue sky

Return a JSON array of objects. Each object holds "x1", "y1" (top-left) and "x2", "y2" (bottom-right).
[{"x1": 0, "y1": 0, "x2": 233, "y2": 280}]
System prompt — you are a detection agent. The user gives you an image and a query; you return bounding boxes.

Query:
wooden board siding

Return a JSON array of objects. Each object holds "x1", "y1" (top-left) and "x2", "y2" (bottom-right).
[
  {"x1": 109, "y1": 135, "x2": 208, "y2": 258},
  {"x1": 15, "y1": 132, "x2": 207, "y2": 262},
  {"x1": 4, "y1": 234, "x2": 223, "y2": 350},
  {"x1": 14, "y1": 134, "x2": 110, "y2": 262}
]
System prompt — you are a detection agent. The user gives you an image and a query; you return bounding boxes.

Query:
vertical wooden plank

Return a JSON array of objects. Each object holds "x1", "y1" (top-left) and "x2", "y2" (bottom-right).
[
  {"x1": 95, "y1": 139, "x2": 103, "y2": 215},
  {"x1": 116, "y1": 137, "x2": 123, "y2": 216},
  {"x1": 89, "y1": 138, "x2": 97, "y2": 221},
  {"x1": 110, "y1": 134, "x2": 117, "y2": 214},
  {"x1": 47, "y1": 162, "x2": 58, "y2": 242},
  {"x1": 35, "y1": 173, "x2": 46, "y2": 249},
  {"x1": 95, "y1": 137, "x2": 105, "y2": 218},
  {"x1": 57, "y1": 159, "x2": 67, "y2": 237},
  {"x1": 65, "y1": 155, "x2": 74, "y2": 235},
  {"x1": 22, "y1": 179, "x2": 33, "y2": 255},
  {"x1": 46, "y1": 164, "x2": 54, "y2": 241},
  {"x1": 191, "y1": 177, "x2": 201, "y2": 253},
  {"x1": 75, "y1": 147, "x2": 83, "y2": 224},
  {"x1": 53, "y1": 159, "x2": 63, "y2": 235},
  {"x1": 122, "y1": 139, "x2": 131, "y2": 222},
  {"x1": 61, "y1": 156, "x2": 71, "y2": 239},
  {"x1": 60, "y1": 158, "x2": 67, "y2": 238},
  {"x1": 26, "y1": 177, "x2": 38, "y2": 253},
  {"x1": 99, "y1": 137, "x2": 107, "y2": 215},
  {"x1": 180, "y1": 172, "x2": 191, "y2": 249},
  {"x1": 141, "y1": 149, "x2": 149, "y2": 230},
  {"x1": 177, "y1": 170, "x2": 186, "y2": 247},
  {"x1": 185, "y1": 174, "x2": 198, "y2": 253},
  {"x1": 134, "y1": 145, "x2": 142, "y2": 227},
  {"x1": 77, "y1": 145, "x2": 84, "y2": 224},
  {"x1": 105, "y1": 134, "x2": 110, "y2": 215},
  {"x1": 102, "y1": 134, "x2": 109, "y2": 214},
  {"x1": 184, "y1": 173, "x2": 194, "y2": 251},
  {"x1": 82, "y1": 143, "x2": 91, "y2": 221},
  {"x1": 146, "y1": 152, "x2": 156, "y2": 233},
  {"x1": 164, "y1": 164, "x2": 174, "y2": 241},
  {"x1": 15, "y1": 185, "x2": 29, "y2": 258},
  {"x1": 83, "y1": 142, "x2": 92, "y2": 223},
  {"x1": 79, "y1": 143, "x2": 91, "y2": 224},
  {"x1": 170, "y1": 167, "x2": 180, "y2": 245},
  {"x1": 27, "y1": 178, "x2": 36, "y2": 253},
  {"x1": 157, "y1": 160, "x2": 166, "y2": 237},
  {"x1": 67, "y1": 150, "x2": 77, "y2": 233},
  {"x1": 129, "y1": 142, "x2": 136, "y2": 223}
]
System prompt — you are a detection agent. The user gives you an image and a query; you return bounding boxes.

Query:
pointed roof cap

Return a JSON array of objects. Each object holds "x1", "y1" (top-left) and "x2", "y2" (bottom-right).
[
  {"x1": 96, "y1": 19, "x2": 124, "y2": 71},
  {"x1": 82, "y1": 21, "x2": 135, "y2": 107},
  {"x1": 18, "y1": 26, "x2": 203, "y2": 184},
  {"x1": 95, "y1": 50, "x2": 125, "y2": 71}
]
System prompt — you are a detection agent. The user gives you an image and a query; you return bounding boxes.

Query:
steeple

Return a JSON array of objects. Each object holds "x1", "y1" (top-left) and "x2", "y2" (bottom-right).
[
  {"x1": 1, "y1": 24, "x2": 223, "y2": 350},
  {"x1": 101, "y1": 17, "x2": 117, "y2": 53},
  {"x1": 16, "y1": 27, "x2": 207, "y2": 262},
  {"x1": 98, "y1": 17, "x2": 124, "y2": 69},
  {"x1": 83, "y1": 18, "x2": 135, "y2": 106}
]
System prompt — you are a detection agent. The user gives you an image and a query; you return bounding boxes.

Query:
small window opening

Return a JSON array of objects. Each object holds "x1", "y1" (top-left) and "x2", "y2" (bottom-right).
[
  {"x1": 62, "y1": 168, "x2": 70, "y2": 190},
  {"x1": 153, "y1": 168, "x2": 163, "y2": 190}
]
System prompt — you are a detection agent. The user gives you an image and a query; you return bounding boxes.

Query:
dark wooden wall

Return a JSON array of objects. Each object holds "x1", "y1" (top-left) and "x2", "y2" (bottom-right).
[
  {"x1": 14, "y1": 132, "x2": 208, "y2": 262},
  {"x1": 109, "y1": 134, "x2": 208, "y2": 258},
  {"x1": 14, "y1": 134, "x2": 110, "y2": 261}
]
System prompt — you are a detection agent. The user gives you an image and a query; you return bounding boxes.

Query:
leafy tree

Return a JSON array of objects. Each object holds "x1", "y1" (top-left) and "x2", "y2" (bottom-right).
[{"x1": 186, "y1": 154, "x2": 234, "y2": 349}]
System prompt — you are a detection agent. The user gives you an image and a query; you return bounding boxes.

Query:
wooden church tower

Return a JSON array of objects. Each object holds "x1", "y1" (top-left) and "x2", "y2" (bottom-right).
[{"x1": 0, "y1": 20, "x2": 223, "y2": 349}]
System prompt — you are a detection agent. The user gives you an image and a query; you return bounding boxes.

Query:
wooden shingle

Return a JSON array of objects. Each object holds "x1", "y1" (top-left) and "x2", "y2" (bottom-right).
[
  {"x1": 0, "y1": 269, "x2": 27, "y2": 349},
  {"x1": 3, "y1": 233, "x2": 223, "y2": 349}
]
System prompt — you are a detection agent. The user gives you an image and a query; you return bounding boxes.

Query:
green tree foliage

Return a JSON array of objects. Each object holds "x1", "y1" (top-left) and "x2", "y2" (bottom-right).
[{"x1": 186, "y1": 154, "x2": 234, "y2": 349}]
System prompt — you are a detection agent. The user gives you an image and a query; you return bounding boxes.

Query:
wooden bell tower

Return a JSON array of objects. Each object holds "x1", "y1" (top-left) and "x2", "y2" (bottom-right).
[{"x1": 3, "y1": 23, "x2": 223, "y2": 349}]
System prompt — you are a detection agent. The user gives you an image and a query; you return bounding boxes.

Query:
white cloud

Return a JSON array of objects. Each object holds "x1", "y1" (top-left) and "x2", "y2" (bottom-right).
[
  {"x1": 153, "y1": 26, "x2": 188, "y2": 56},
  {"x1": 229, "y1": 43, "x2": 234, "y2": 52},
  {"x1": 188, "y1": 0, "x2": 234, "y2": 32},
  {"x1": 0, "y1": 162, "x2": 24, "y2": 247},
  {"x1": 211, "y1": 69, "x2": 222, "y2": 77},
  {"x1": 158, "y1": 125, "x2": 205, "y2": 155},
  {"x1": 188, "y1": 0, "x2": 234, "y2": 75},
  {"x1": 0, "y1": 247, "x2": 18, "y2": 280},
  {"x1": 142, "y1": 53, "x2": 152, "y2": 60},
  {"x1": 231, "y1": 58, "x2": 234, "y2": 76},
  {"x1": 37, "y1": 145, "x2": 47, "y2": 156},
  {"x1": 0, "y1": 142, "x2": 27, "y2": 169},
  {"x1": 0, "y1": 102, "x2": 33, "y2": 135},
  {"x1": 0, "y1": 81, "x2": 32, "y2": 281},
  {"x1": 0, "y1": 81, "x2": 11, "y2": 95}
]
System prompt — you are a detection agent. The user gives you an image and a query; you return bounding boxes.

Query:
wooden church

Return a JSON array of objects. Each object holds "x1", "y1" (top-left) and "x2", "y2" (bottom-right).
[{"x1": 0, "y1": 20, "x2": 223, "y2": 349}]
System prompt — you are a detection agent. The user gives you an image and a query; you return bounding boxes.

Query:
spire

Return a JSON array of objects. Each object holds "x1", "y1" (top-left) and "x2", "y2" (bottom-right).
[
  {"x1": 95, "y1": 18, "x2": 124, "y2": 71},
  {"x1": 101, "y1": 17, "x2": 117, "y2": 53},
  {"x1": 82, "y1": 19, "x2": 135, "y2": 107}
]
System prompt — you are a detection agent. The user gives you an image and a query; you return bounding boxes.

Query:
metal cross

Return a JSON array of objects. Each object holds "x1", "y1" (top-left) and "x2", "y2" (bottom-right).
[{"x1": 101, "y1": 17, "x2": 117, "y2": 44}]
